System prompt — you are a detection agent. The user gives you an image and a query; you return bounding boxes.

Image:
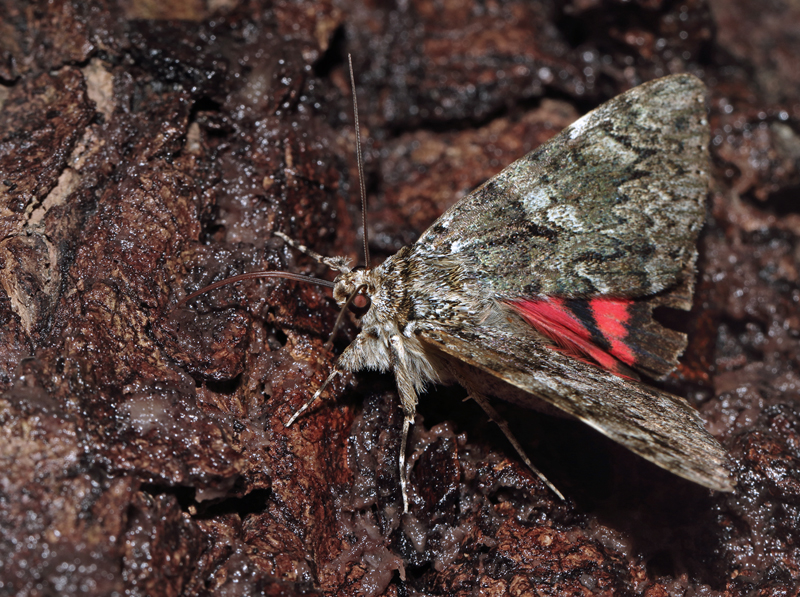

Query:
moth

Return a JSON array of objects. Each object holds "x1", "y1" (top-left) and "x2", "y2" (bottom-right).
[{"x1": 179, "y1": 73, "x2": 735, "y2": 511}]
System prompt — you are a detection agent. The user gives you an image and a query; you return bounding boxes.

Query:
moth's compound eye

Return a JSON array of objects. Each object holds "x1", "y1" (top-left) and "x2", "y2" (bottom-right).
[{"x1": 349, "y1": 291, "x2": 371, "y2": 318}]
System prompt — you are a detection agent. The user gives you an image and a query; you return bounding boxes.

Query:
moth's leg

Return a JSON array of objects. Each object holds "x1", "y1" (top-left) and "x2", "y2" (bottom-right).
[
  {"x1": 469, "y1": 393, "x2": 565, "y2": 501},
  {"x1": 286, "y1": 331, "x2": 387, "y2": 427},
  {"x1": 285, "y1": 367, "x2": 342, "y2": 426},
  {"x1": 389, "y1": 334, "x2": 419, "y2": 514},
  {"x1": 398, "y1": 411, "x2": 414, "y2": 514},
  {"x1": 275, "y1": 231, "x2": 351, "y2": 273},
  {"x1": 337, "y1": 330, "x2": 392, "y2": 373}
]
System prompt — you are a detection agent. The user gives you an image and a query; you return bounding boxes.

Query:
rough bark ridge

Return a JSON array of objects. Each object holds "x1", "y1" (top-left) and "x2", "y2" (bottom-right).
[{"x1": 1, "y1": 1, "x2": 799, "y2": 595}]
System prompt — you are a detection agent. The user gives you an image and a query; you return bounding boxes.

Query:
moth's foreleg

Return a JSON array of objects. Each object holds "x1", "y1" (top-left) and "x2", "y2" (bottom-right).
[
  {"x1": 275, "y1": 231, "x2": 351, "y2": 273},
  {"x1": 285, "y1": 327, "x2": 381, "y2": 426},
  {"x1": 284, "y1": 367, "x2": 342, "y2": 427},
  {"x1": 469, "y1": 393, "x2": 565, "y2": 501}
]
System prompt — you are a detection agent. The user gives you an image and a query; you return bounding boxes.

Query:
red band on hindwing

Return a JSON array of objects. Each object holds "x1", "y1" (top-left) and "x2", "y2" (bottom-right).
[
  {"x1": 588, "y1": 297, "x2": 635, "y2": 366},
  {"x1": 507, "y1": 297, "x2": 636, "y2": 378}
]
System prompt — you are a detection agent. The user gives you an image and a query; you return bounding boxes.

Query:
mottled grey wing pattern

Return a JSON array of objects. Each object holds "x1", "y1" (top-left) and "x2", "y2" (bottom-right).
[
  {"x1": 418, "y1": 324, "x2": 734, "y2": 492},
  {"x1": 413, "y1": 74, "x2": 709, "y2": 299}
]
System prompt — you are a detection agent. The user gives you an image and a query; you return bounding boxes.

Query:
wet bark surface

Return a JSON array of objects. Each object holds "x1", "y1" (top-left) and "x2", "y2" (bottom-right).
[{"x1": 1, "y1": 0, "x2": 799, "y2": 595}]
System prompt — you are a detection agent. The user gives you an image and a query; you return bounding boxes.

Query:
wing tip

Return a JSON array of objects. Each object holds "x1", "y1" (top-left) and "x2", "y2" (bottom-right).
[{"x1": 686, "y1": 466, "x2": 737, "y2": 493}]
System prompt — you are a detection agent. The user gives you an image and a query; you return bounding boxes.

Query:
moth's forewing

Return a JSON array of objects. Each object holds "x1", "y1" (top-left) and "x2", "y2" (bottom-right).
[
  {"x1": 414, "y1": 74, "x2": 709, "y2": 300},
  {"x1": 418, "y1": 325, "x2": 734, "y2": 493}
]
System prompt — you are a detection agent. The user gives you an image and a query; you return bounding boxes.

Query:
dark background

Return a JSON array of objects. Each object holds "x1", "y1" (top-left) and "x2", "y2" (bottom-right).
[{"x1": 1, "y1": 0, "x2": 799, "y2": 595}]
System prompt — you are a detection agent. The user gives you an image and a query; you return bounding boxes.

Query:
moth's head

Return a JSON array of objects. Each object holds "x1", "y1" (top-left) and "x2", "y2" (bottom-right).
[{"x1": 333, "y1": 267, "x2": 373, "y2": 318}]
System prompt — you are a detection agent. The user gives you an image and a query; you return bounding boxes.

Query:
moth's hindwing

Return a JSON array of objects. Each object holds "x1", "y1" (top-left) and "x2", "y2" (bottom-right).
[{"x1": 418, "y1": 324, "x2": 734, "y2": 493}]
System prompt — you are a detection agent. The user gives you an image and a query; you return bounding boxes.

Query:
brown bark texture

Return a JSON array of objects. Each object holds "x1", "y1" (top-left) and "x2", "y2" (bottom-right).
[{"x1": 1, "y1": 0, "x2": 799, "y2": 595}]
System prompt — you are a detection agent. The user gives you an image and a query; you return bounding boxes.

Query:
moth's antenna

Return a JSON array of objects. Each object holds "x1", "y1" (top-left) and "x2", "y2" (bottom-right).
[
  {"x1": 348, "y1": 54, "x2": 370, "y2": 268},
  {"x1": 174, "y1": 271, "x2": 335, "y2": 309}
]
